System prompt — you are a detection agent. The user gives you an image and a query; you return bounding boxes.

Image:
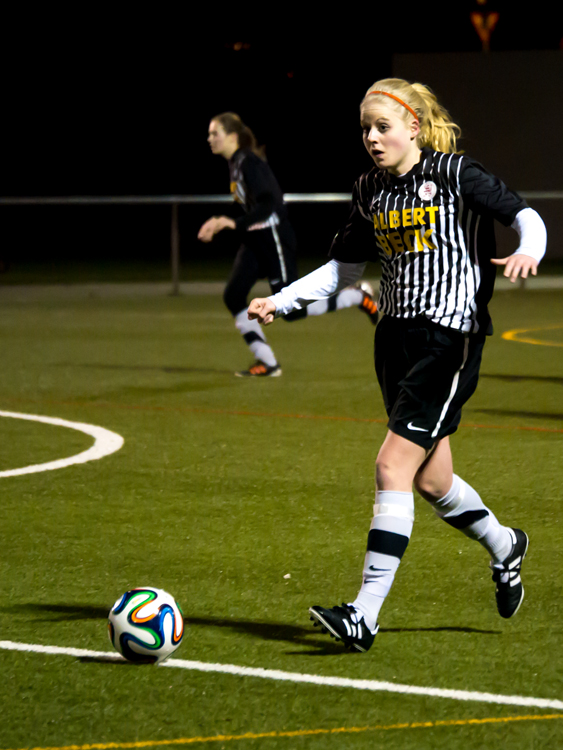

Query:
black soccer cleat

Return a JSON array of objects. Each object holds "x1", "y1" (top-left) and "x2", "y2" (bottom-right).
[
  {"x1": 235, "y1": 361, "x2": 282, "y2": 378},
  {"x1": 309, "y1": 603, "x2": 378, "y2": 652},
  {"x1": 356, "y1": 281, "x2": 379, "y2": 325},
  {"x1": 491, "y1": 528, "x2": 529, "y2": 619}
]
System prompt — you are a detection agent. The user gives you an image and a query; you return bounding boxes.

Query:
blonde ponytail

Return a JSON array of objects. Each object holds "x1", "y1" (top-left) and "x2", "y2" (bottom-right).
[
  {"x1": 410, "y1": 83, "x2": 461, "y2": 154},
  {"x1": 361, "y1": 78, "x2": 462, "y2": 154}
]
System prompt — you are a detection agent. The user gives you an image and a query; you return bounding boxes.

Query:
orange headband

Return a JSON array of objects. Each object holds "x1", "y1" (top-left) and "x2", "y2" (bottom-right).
[{"x1": 367, "y1": 91, "x2": 419, "y2": 121}]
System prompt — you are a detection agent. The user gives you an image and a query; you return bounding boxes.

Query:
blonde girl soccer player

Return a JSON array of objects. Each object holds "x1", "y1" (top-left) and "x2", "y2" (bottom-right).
[
  {"x1": 248, "y1": 78, "x2": 546, "y2": 652},
  {"x1": 198, "y1": 112, "x2": 378, "y2": 378}
]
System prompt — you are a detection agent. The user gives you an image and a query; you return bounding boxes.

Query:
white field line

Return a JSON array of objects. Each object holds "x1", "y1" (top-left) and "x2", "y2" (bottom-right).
[
  {"x1": 1, "y1": 639, "x2": 562, "y2": 711},
  {"x1": 0, "y1": 411, "x2": 124, "y2": 477}
]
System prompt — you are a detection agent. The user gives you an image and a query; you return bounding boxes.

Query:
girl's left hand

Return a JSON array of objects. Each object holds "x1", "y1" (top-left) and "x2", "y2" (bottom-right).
[
  {"x1": 248, "y1": 297, "x2": 276, "y2": 325},
  {"x1": 491, "y1": 253, "x2": 538, "y2": 283}
]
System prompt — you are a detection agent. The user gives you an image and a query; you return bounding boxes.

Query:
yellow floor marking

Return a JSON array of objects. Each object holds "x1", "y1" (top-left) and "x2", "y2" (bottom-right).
[
  {"x1": 8, "y1": 713, "x2": 563, "y2": 750},
  {"x1": 502, "y1": 325, "x2": 563, "y2": 348}
]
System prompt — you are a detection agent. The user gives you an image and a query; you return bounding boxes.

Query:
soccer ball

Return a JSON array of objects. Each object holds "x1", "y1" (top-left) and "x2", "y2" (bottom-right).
[{"x1": 108, "y1": 587, "x2": 184, "y2": 664}]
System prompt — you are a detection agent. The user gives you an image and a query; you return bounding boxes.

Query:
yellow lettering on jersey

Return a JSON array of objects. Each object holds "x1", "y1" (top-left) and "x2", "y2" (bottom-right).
[
  {"x1": 413, "y1": 229, "x2": 423, "y2": 251},
  {"x1": 426, "y1": 206, "x2": 439, "y2": 224},
  {"x1": 376, "y1": 234, "x2": 393, "y2": 257},
  {"x1": 414, "y1": 228, "x2": 437, "y2": 250},
  {"x1": 413, "y1": 208, "x2": 426, "y2": 226},
  {"x1": 371, "y1": 208, "x2": 437, "y2": 255},
  {"x1": 422, "y1": 228, "x2": 437, "y2": 249},
  {"x1": 389, "y1": 210, "x2": 400, "y2": 229},
  {"x1": 388, "y1": 232, "x2": 405, "y2": 254}
]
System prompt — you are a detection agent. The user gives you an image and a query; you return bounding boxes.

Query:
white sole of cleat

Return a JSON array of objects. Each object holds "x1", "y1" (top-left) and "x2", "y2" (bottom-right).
[
  {"x1": 234, "y1": 369, "x2": 282, "y2": 378},
  {"x1": 495, "y1": 532, "x2": 529, "y2": 619},
  {"x1": 509, "y1": 534, "x2": 529, "y2": 617},
  {"x1": 310, "y1": 609, "x2": 342, "y2": 640}
]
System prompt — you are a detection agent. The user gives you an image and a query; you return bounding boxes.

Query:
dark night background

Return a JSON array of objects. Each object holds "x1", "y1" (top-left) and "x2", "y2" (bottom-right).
[{"x1": 1, "y1": 5, "x2": 561, "y2": 272}]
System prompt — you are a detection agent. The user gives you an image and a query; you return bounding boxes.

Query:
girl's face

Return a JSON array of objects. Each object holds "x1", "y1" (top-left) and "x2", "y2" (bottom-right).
[
  {"x1": 207, "y1": 120, "x2": 238, "y2": 158},
  {"x1": 360, "y1": 102, "x2": 421, "y2": 176}
]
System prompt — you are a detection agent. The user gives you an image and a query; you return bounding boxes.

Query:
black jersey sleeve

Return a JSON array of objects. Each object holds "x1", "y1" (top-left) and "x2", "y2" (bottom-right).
[
  {"x1": 459, "y1": 158, "x2": 527, "y2": 227},
  {"x1": 328, "y1": 178, "x2": 377, "y2": 263},
  {"x1": 235, "y1": 156, "x2": 279, "y2": 231}
]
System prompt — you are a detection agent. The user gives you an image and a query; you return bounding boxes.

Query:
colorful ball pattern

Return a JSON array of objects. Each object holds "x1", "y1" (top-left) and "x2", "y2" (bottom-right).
[{"x1": 108, "y1": 587, "x2": 184, "y2": 664}]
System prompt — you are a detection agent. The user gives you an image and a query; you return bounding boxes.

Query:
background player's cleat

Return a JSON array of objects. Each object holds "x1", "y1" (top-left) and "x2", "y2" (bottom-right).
[
  {"x1": 235, "y1": 361, "x2": 282, "y2": 378},
  {"x1": 356, "y1": 281, "x2": 379, "y2": 325},
  {"x1": 490, "y1": 528, "x2": 528, "y2": 618},
  {"x1": 309, "y1": 603, "x2": 378, "y2": 652}
]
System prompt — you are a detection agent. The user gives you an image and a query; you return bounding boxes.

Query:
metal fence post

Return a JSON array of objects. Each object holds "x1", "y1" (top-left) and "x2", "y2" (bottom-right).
[{"x1": 171, "y1": 202, "x2": 180, "y2": 295}]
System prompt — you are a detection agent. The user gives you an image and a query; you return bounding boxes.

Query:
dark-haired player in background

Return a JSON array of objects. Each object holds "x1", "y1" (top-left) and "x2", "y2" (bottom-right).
[
  {"x1": 198, "y1": 112, "x2": 378, "y2": 377},
  {"x1": 248, "y1": 78, "x2": 546, "y2": 651}
]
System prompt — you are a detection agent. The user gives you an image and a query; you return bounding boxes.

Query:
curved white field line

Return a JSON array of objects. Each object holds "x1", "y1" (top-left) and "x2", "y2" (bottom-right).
[{"x1": 0, "y1": 410, "x2": 124, "y2": 478}]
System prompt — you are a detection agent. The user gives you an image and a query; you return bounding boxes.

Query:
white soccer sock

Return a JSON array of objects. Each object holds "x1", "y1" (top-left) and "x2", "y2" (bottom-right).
[
  {"x1": 335, "y1": 288, "x2": 363, "y2": 309},
  {"x1": 306, "y1": 288, "x2": 363, "y2": 317},
  {"x1": 234, "y1": 309, "x2": 278, "y2": 367},
  {"x1": 306, "y1": 300, "x2": 329, "y2": 316},
  {"x1": 428, "y1": 475, "x2": 513, "y2": 564},
  {"x1": 353, "y1": 491, "x2": 414, "y2": 631}
]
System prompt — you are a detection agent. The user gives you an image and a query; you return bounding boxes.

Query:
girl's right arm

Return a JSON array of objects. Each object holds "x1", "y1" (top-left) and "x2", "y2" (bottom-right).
[{"x1": 248, "y1": 259, "x2": 366, "y2": 325}]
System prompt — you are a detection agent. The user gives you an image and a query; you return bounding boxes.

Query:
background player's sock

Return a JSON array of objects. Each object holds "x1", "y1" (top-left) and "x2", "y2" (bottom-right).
[
  {"x1": 335, "y1": 288, "x2": 363, "y2": 309},
  {"x1": 352, "y1": 490, "x2": 414, "y2": 631},
  {"x1": 235, "y1": 309, "x2": 278, "y2": 367},
  {"x1": 427, "y1": 474, "x2": 513, "y2": 564},
  {"x1": 306, "y1": 288, "x2": 363, "y2": 317},
  {"x1": 305, "y1": 299, "x2": 330, "y2": 316}
]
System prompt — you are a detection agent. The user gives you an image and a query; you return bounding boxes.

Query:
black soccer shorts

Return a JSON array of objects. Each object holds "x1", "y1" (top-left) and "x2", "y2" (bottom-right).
[
  {"x1": 223, "y1": 221, "x2": 300, "y2": 316},
  {"x1": 375, "y1": 315, "x2": 486, "y2": 450}
]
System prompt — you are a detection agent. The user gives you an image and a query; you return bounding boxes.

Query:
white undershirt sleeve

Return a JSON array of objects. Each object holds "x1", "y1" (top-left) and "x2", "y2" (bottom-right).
[
  {"x1": 511, "y1": 207, "x2": 547, "y2": 263},
  {"x1": 268, "y1": 259, "x2": 367, "y2": 317}
]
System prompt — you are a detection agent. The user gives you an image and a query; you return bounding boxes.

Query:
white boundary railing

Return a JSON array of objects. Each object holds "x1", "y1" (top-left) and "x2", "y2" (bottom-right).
[{"x1": 0, "y1": 192, "x2": 560, "y2": 294}]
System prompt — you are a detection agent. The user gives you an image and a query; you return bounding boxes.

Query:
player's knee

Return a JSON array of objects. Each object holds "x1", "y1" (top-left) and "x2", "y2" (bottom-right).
[
  {"x1": 414, "y1": 474, "x2": 443, "y2": 502},
  {"x1": 414, "y1": 471, "x2": 455, "y2": 503},
  {"x1": 375, "y1": 454, "x2": 403, "y2": 488},
  {"x1": 223, "y1": 287, "x2": 245, "y2": 316}
]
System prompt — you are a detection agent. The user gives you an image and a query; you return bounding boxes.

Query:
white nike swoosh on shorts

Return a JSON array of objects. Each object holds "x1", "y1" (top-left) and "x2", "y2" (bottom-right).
[{"x1": 407, "y1": 422, "x2": 429, "y2": 432}]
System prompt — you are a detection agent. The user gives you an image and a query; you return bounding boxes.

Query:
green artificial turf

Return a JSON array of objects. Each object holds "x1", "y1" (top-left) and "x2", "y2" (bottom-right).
[{"x1": 0, "y1": 284, "x2": 562, "y2": 749}]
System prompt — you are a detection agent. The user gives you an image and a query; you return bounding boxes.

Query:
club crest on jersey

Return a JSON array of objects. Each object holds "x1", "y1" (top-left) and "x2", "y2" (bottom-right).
[{"x1": 418, "y1": 181, "x2": 437, "y2": 201}]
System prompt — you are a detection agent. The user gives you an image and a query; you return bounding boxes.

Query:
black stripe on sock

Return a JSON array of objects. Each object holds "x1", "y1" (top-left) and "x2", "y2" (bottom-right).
[
  {"x1": 444, "y1": 509, "x2": 489, "y2": 529},
  {"x1": 243, "y1": 332, "x2": 265, "y2": 345},
  {"x1": 367, "y1": 529, "x2": 410, "y2": 559},
  {"x1": 327, "y1": 295, "x2": 338, "y2": 312}
]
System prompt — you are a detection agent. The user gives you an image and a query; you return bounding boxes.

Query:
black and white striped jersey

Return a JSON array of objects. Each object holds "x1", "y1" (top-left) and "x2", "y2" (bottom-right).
[
  {"x1": 229, "y1": 148, "x2": 288, "y2": 232},
  {"x1": 329, "y1": 147, "x2": 527, "y2": 333}
]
